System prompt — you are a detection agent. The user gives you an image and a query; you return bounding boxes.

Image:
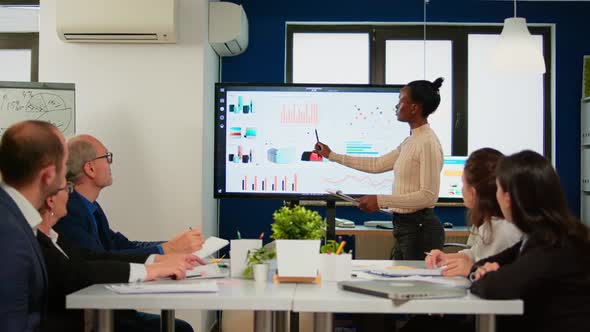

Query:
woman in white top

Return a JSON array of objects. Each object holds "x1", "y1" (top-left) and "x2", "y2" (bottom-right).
[{"x1": 426, "y1": 148, "x2": 522, "y2": 277}]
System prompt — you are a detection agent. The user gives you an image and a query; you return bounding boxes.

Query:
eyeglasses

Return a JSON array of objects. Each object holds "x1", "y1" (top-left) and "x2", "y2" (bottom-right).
[
  {"x1": 58, "y1": 182, "x2": 75, "y2": 194},
  {"x1": 92, "y1": 152, "x2": 113, "y2": 164}
]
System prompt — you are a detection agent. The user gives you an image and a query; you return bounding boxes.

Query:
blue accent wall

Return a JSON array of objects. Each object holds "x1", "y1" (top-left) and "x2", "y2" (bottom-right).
[{"x1": 218, "y1": 0, "x2": 588, "y2": 242}]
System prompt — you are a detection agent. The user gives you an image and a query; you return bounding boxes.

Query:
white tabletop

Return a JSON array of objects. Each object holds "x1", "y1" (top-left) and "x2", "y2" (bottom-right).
[
  {"x1": 294, "y1": 259, "x2": 522, "y2": 315},
  {"x1": 292, "y1": 281, "x2": 523, "y2": 315},
  {"x1": 67, "y1": 279, "x2": 296, "y2": 311},
  {"x1": 67, "y1": 260, "x2": 522, "y2": 317}
]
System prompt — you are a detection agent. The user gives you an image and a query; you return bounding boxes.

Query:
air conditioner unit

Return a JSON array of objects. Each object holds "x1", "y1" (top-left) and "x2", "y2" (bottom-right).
[
  {"x1": 209, "y1": 2, "x2": 249, "y2": 56},
  {"x1": 56, "y1": 0, "x2": 177, "y2": 43}
]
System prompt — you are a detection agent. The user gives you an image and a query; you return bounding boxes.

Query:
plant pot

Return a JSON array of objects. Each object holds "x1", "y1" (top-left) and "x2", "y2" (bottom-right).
[
  {"x1": 275, "y1": 239, "x2": 320, "y2": 278},
  {"x1": 230, "y1": 239, "x2": 262, "y2": 278},
  {"x1": 253, "y1": 263, "x2": 269, "y2": 282}
]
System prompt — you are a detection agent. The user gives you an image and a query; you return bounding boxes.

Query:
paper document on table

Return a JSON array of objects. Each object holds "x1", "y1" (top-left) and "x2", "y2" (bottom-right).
[
  {"x1": 186, "y1": 264, "x2": 228, "y2": 279},
  {"x1": 105, "y1": 280, "x2": 219, "y2": 294},
  {"x1": 368, "y1": 266, "x2": 445, "y2": 277},
  {"x1": 193, "y1": 236, "x2": 229, "y2": 259},
  {"x1": 326, "y1": 190, "x2": 394, "y2": 216}
]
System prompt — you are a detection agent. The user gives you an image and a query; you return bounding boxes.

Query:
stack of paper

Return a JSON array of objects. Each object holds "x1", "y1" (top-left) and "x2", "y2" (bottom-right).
[
  {"x1": 186, "y1": 264, "x2": 228, "y2": 279},
  {"x1": 105, "y1": 280, "x2": 219, "y2": 294}
]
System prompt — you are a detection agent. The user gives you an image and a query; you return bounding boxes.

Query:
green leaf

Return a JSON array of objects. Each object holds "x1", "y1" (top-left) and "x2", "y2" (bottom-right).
[
  {"x1": 320, "y1": 240, "x2": 339, "y2": 254},
  {"x1": 270, "y1": 205, "x2": 326, "y2": 240}
]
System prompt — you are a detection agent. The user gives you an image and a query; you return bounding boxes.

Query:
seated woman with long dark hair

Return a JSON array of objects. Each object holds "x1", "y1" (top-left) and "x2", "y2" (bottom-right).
[{"x1": 470, "y1": 150, "x2": 590, "y2": 332}]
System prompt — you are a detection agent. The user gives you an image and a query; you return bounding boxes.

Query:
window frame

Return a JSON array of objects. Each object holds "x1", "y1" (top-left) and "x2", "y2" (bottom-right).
[{"x1": 286, "y1": 23, "x2": 552, "y2": 159}]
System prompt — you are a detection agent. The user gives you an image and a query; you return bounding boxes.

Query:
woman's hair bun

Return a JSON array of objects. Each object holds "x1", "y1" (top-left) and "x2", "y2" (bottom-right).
[{"x1": 431, "y1": 77, "x2": 444, "y2": 92}]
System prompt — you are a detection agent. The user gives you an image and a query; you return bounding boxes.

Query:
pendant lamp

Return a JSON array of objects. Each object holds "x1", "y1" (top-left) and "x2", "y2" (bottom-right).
[{"x1": 492, "y1": 0, "x2": 545, "y2": 74}]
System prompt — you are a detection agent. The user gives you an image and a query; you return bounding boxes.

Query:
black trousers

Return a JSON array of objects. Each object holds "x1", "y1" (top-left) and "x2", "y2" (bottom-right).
[{"x1": 392, "y1": 208, "x2": 444, "y2": 260}]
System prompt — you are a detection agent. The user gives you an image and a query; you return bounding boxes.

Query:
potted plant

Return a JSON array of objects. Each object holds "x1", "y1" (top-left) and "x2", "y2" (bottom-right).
[
  {"x1": 318, "y1": 238, "x2": 352, "y2": 281},
  {"x1": 270, "y1": 205, "x2": 326, "y2": 279},
  {"x1": 243, "y1": 247, "x2": 276, "y2": 282}
]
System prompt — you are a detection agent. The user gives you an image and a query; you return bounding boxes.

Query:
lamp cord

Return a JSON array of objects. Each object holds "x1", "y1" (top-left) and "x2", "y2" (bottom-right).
[
  {"x1": 423, "y1": 0, "x2": 428, "y2": 79},
  {"x1": 514, "y1": 0, "x2": 517, "y2": 17}
]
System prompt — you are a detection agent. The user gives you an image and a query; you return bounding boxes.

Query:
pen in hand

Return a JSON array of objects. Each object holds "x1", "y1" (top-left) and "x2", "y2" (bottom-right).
[
  {"x1": 314, "y1": 129, "x2": 322, "y2": 151},
  {"x1": 425, "y1": 251, "x2": 444, "y2": 269}
]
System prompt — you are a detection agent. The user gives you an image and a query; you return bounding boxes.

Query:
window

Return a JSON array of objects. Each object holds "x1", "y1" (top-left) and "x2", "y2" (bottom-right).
[
  {"x1": 287, "y1": 24, "x2": 552, "y2": 158},
  {"x1": 0, "y1": 5, "x2": 40, "y2": 81},
  {"x1": 468, "y1": 34, "x2": 544, "y2": 155},
  {"x1": 292, "y1": 33, "x2": 370, "y2": 84},
  {"x1": 384, "y1": 39, "x2": 453, "y2": 154}
]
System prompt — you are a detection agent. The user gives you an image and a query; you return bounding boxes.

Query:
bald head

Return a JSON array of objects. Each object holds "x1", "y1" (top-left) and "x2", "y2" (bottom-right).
[
  {"x1": 66, "y1": 135, "x2": 100, "y2": 183},
  {"x1": 0, "y1": 120, "x2": 65, "y2": 188},
  {"x1": 66, "y1": 134, "x2": 113, "y2": 194}
]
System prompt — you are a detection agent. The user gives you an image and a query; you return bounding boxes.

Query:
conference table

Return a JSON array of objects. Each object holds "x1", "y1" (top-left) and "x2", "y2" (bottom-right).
[
  {"x1": 294, "y1": 281, "x2": 522, "y2": 332},
  {"x1": 67, "y1": 278, "x2": 294, "y2": 332},
  {"x1": 66, "y1": 260, "x2": 523, "y2": 332}
]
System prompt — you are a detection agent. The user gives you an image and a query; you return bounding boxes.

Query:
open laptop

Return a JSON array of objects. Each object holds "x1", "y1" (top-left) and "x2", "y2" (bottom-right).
[{"x1": 339, "y1": 280, "x2": 467, "y2": 300}]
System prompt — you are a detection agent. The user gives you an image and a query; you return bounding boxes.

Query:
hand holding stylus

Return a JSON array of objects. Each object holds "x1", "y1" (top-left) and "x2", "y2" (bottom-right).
[{"x1": 314, "y1": 142, "x2": 332, "y2": 158}]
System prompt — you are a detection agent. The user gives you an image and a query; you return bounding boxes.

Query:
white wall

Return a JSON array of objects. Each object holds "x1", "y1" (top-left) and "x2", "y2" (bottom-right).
[{"x1": 39, "y1": 0, "x2": 219, "y2": 330}]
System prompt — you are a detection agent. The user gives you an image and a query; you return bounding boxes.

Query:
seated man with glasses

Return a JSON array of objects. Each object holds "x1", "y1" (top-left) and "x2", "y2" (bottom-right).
[{"x1": 54, "y1": 134, "x2": 204, "y2": 256}]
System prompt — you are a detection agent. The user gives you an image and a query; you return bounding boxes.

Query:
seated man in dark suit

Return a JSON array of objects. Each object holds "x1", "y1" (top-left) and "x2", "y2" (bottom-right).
[
  {"x1": 0, "y1": 120, "x2": 68, "y2": 332},
  {"x1": 55, "y1": 134, "x2": 203, "y2": 255},
  {"x1": 37, "y1": 181, "x2": 198, "y2": 332}
]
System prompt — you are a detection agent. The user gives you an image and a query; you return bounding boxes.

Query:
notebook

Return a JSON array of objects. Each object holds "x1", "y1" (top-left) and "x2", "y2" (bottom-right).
[
  {"x1": 339, "y1": 280, "x2": 467, "y2": 300},
  {"x1": 193, "y1": 236, "x2": 229, "y2": 259},
  {"x1": 367, "y1": 266, "x2": 445, "y2": 277},
  {"x1": 106, "y1": 280, "x2": 219, "y2": 294},
  {"x1": 326, "y1": 190, "x2": 393, "y2": 215}
]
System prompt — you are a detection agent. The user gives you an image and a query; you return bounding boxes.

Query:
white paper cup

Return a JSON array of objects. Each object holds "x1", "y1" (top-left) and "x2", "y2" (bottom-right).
[
  {"x1": 318, "y1": 253, "x2": 352, "y2": 282},
  {"x1": 253, "y1": 264, "x2": 269, "y2": 282}
]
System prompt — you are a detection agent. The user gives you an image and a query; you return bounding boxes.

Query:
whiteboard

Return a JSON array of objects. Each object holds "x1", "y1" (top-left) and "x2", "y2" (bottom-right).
[{"x1": 0, "y1": 81, "x2": 75, "y2": 138}]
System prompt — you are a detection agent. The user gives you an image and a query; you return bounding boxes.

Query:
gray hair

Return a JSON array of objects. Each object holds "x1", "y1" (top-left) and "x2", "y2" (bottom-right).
[{"x1": 66, "y1": 138, "x2": 96, "y2": 183}]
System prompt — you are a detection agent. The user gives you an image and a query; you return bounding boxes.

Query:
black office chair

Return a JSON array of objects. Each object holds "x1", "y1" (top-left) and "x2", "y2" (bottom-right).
[
  {"x1": 442, "y1": 242, "x2": 470, "y2": 254},
  {"x1": 443, "y1": 225, "x2": 475, "y2": 253}
]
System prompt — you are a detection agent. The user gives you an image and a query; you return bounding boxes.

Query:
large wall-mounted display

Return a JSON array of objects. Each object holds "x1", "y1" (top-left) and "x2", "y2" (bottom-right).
[{"x1": 214, "y1": 83, "x2": 464, "y2": 203}]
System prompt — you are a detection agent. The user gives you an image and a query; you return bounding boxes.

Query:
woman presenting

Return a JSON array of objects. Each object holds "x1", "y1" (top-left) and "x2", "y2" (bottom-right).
[{"x1": 314, "y1": 78, "x2": 445, "y2": 260}]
